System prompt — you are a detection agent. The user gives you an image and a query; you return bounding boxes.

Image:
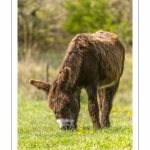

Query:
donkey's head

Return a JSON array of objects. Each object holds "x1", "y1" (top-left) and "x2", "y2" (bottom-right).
[
  {"x1": 29, "y1": 68, "x2": 79, "y2": 130},
  {"x1": 48, "y1": 86, "x2": 79, "y2": 129}
]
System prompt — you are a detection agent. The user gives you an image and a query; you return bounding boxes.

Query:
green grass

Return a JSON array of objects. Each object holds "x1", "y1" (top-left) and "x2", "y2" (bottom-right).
[
  {"x1": 18, "y1": 52, "x2": 132, "y2": 150},
  {"x1": 18, "y1": 92, "x2": 132, "y2": 150}
]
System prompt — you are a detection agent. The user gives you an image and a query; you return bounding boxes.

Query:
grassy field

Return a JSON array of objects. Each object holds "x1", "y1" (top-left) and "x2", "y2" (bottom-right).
[{"x1": 18, "y1": 52, "x2": 132, "y2": 150}]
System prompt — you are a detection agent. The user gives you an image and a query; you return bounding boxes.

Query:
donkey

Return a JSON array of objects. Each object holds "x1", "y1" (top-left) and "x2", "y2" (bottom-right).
[{"x1": 29, "y1": 30, "x2": 125, "y2": 130}]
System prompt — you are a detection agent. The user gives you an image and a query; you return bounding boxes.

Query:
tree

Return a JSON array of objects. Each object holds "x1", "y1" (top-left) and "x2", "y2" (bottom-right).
[
  {"x1": 62, "y1": 0, "x2": 110, "y2": 34},
  {"x1": 18, "y1": 0, "x2": 67, "y2": 58},
  {"x1": 62, "y1": 0, "x2": 132, "y2": 51}
]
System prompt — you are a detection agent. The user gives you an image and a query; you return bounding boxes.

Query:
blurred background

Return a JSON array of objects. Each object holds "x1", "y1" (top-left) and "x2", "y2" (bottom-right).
[{"x1": 18, "y1": 0, "x2": 132, "y2": 101}]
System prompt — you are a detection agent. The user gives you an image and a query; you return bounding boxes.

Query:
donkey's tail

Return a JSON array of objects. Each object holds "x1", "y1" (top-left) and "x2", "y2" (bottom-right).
[{"x1": 29, "y1": 79, "x2": 51, "y2": 94}]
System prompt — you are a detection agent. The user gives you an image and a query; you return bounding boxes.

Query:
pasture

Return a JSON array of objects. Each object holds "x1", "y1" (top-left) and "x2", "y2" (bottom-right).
[{"x1": 18, "y1": 52, "x2": 132, "y2": 150}]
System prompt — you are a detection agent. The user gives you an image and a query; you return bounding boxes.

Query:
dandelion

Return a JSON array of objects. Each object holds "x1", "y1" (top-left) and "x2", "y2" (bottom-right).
[
  {"x1": 79, "y1": 127, "x2": 84, "y2": 131},
  {"x1": 24, "y1": 107, "x2": 28, "y2": 110},
  {"x1": 86, "y1": 140, "x2": 92, "y2": 147},
  {"x1": 118, "y1": 108, "x2": 121, "y2": 112},
  {"x1": 77, "y1": 131, "x2": 82, "y2": 135},
  {"x1": 113, "y1": 111, "x2": 118, "y2": 115},
  {"x1": 127, "y1": 111, "x2": 132, "y2": 116},
  {"x1": 122, "y1": 107, "x2": 127, "y2": 112},
  {"x1": 111, "y1": 106, "x2": 115, "y2": 112},
  {"x1": 77, "y1": 127, "x2": 84, "y2": 134}
]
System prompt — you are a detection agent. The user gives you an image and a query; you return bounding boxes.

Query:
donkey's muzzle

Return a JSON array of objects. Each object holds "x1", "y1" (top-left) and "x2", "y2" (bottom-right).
[
  {"x1": 60, "y1": 123, "x2": 72, "y2": 130},
  {"x1": 57, "y1": 119, "x2": 75, "y2": 130}
]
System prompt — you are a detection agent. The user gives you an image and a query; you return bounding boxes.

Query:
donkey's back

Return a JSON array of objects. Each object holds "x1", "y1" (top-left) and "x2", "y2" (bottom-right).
[{"x1": 71, "y1": 30, "x2": 125, "y2": 89}]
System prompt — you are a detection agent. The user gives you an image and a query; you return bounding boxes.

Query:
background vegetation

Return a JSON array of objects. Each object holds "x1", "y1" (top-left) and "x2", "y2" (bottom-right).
[
  {"x1": 18, "y1": 0, "x2": 132, "y2": 149},
  {"x1": 18, "y1": 0, "x2": 132, "y2": 59}
]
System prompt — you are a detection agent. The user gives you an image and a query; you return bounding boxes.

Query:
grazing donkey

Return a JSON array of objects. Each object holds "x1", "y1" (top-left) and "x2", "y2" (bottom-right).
[{"x1": 29, "y1": 30, "x2": 125, "y2": 130}]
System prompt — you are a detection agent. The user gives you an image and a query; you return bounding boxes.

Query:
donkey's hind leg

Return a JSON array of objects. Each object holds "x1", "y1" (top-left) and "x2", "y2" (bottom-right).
[{"x1": 97, "y1": 81, "x2": 119, "y2": 127}]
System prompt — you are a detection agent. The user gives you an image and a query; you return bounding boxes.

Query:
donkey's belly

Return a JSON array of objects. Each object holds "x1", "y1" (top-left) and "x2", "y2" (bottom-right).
[{"x1": 98, "y1": 80, "x2": 116, "y2": 89}]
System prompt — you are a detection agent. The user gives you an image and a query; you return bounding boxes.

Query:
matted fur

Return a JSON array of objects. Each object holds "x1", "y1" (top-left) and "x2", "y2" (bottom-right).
[{"x1": 30, "y1": 30, "x2": 125, "y2": 129}]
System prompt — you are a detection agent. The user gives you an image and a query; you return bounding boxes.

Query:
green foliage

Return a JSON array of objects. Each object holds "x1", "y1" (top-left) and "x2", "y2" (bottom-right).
[
  {"x1": 62, "y1": 0, "x2": 132, "y2": 50},
  {"x1": 63, "y1": 0, "x2": 111, "y2": 33},
  {"x1": 18, "y1": 0, "x2": 132, "y2": 57},
  {"x1": 18, "y1": 0, "x2": 69, "y2": 57}
]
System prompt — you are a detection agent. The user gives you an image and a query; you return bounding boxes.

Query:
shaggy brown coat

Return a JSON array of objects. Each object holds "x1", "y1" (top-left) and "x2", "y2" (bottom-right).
[{"x1": 30, "y1": 30, "x2": 125, "y2": 129}]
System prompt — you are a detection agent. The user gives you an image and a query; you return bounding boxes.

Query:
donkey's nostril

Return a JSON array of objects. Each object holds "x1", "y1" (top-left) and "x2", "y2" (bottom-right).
[{"x1": 60, "y1": 123, "x2": 71, "y2": 130}]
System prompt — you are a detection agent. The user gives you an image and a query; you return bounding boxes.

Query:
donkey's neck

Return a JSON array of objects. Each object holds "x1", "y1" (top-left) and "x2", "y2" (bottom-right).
[{"x1": 57, "y1": 51, "x2": 83, "y2": 92}]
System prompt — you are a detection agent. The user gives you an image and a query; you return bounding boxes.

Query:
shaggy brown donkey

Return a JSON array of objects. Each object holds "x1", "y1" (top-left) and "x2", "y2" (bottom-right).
[{"x1": 30, "y1": 30, "x2": 125, "y2": 130}]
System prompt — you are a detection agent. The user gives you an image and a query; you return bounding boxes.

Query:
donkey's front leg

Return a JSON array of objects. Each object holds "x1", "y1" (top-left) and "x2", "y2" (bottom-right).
[
  {"x1": 86, "y1": 85, "x2": 101, "y2": 129},
  {"x1": 74, "y1": 87, "x2": 82, "y2": 128}
]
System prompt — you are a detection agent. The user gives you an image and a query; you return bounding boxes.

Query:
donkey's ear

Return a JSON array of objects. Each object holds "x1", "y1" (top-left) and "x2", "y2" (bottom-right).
[
  {"x1": 62, "y1": 67, "x2": 71, "y2": 82},
  {"x1": 57, "y1": 67, "x2": 71, "y2": 90},
  {"x1": 29, "y1": 79, "x2": 51, "y2": 95},
  {"x1": 58, "y1": 67, "x2": 71, "y2": 83}
]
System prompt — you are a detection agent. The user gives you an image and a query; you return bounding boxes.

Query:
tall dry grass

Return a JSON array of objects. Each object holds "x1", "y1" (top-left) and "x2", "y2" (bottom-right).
[
  {"x1": 18, "y1": 51, "x2": 65, "y2": 100},
  {"x1": 18, "y1": 51, "x2": 132, "y2": 107}
]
